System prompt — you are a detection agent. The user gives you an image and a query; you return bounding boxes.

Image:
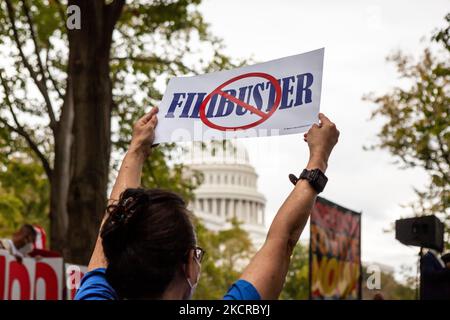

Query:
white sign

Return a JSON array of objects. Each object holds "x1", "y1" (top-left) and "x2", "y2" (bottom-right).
[
  {"x1": 154, "y1": 48, "x2": 324, "y2": 144},
  {"x1": 65, "y1": 263, "x2": 88, "y2": 300},
  {"x1": 0, "y1": 250, "x2": 64, "y2": 300}
]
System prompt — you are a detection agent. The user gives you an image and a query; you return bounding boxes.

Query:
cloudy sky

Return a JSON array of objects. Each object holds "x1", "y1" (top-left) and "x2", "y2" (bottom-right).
[{"x1": 198, "y1": 0, "x2": 448, "y2": 278}]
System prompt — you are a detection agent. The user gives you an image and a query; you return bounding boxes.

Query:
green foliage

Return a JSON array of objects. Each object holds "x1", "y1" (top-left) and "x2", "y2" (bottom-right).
[
  {"x1": 0, "y1": 156, "x2": 49, "y2": 237},
  {"x1": 193, "y1": 218, "x2": 254, "y2": 300},
  {"x1": 0, "y1": 125, "x2": 49, "y2": 237},
  {"x1": 365, "y1": 14, "x2": 450, "y2": 247},
  {"x1": 0, "y1": 0, "x2": 243, "y2": 248},
  {"x1": 194, "y1": 221, "x2": 310, "y2": 300},
  {"x1": 141, "y1": 147, "x2": 203, "y2": 202},
  {"x1": 361, "y1": 266, "x2": 415, "y2": 300},
  {"x1": 0, "y1": 194, "x2": 23, "y2": 236},
  {"x1": 279, "y1": 244, "x2": 309, "y2": 300}
]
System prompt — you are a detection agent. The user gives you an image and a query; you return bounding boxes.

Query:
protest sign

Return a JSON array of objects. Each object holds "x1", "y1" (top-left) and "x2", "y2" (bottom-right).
[
  {"x1": 0, "y1": 250, "x2": 66, "y2": 300},
  {"x1": 34, "y1": 257, "x2": 63, "y2": 300},
  {"x1": 309, "y1": 197, "x2": 362, "y2": 300},
  {"x1": 154, "y1": 48, "x2": 324, "y2": 143},
  {"x1": 65, "y1": 263, "x2": 87, "y2": 300},
  {"x1": 6, "y1": 255, "x2": 35, "y2": 300}
]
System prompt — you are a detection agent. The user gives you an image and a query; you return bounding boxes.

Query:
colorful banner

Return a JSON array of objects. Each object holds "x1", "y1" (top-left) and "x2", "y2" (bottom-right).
[
  {"x1": 309, "y1": 197, "x2": 362, "y2": 300},
  {"x1": 0, "y1": 250, "x2": 86, "y2": 300}
]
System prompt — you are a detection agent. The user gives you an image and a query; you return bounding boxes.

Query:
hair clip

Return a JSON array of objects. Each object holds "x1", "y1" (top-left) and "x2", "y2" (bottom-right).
[
  {"x1": 123, "y1": 196, "x2": 135, "y2": 208},
  {"x1": 117, "y1": 212, "x2": 126, "y2": 223}
]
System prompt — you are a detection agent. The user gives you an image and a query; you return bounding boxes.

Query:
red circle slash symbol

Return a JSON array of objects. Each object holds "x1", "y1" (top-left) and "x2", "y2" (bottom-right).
[{"x1": 199, "y1": 72, "x2": 282, "y2": 131}]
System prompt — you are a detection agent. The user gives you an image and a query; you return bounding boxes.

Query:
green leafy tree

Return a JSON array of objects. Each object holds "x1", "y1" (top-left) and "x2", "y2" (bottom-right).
[
  {"x1": 0, "y1": 125, "x2": 49, "y2": 237},
  {"x1": 193, "y1": 219, "x2": 254, "y2": 300},
  {"x1": 279, "y1": 244, "x2": 309, "y2": 300},
  {"x1": 0, "y1": 0, "x2": 238, "y2": 263},
  {"x1": 365, "y1": 14, "x2": 450, "y2": 247},
  {"x1": 0, "y1": 157, "x2": 49, "y2": 236}
]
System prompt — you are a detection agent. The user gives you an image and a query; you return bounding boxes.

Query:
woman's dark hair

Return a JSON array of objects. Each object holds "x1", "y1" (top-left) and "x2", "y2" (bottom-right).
[{"x1": 101, "y1": 188, "x2": 196, "y2": 299}]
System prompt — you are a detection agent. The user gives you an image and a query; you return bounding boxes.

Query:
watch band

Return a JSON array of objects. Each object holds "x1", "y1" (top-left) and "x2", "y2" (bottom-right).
[{"x1": 288, "y1": 168, "x2": 328, "y2": 193}]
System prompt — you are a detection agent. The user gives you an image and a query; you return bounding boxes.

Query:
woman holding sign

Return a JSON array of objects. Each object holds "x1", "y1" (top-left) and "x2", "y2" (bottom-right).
[{"x1": 75, "y1": 107, "x2": 339, "y2": 300}]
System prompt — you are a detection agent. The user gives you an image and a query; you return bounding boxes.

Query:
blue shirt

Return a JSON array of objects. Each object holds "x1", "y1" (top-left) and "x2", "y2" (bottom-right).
[{"x1": 75, "y1": 268, "x2": 260, "y2": 300}]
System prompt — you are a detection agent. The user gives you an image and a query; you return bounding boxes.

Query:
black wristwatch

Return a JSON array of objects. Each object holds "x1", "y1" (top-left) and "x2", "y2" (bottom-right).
[{"x1": 288, "y1": 168, "x2": 328, "y2": 193}]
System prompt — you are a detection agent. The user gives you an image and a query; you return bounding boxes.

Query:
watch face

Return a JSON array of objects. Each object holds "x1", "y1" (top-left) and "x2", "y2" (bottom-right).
[
  {"x1": 311, "y1": 169, "x2": 327, "y2": 191},
  {"x1": 299, "y1": 169, "x2": 327, "y2": 192},
  {"x1": 316, "y1": 174, "x2": 327, "y2": 187}
]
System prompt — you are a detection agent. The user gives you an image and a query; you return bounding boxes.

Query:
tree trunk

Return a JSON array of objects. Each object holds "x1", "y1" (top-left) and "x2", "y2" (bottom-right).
[
  {"x1": 49, "y1": 75, "x2": 74, "y2": 257},
  {"x1": 61, "y1": 0, "x2": 122, "y2": 264}
]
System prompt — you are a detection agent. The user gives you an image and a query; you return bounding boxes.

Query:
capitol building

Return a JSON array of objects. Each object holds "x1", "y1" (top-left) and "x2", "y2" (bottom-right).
[{"x1": 184, "y1": 142, "x2": 267, "y2": 249}]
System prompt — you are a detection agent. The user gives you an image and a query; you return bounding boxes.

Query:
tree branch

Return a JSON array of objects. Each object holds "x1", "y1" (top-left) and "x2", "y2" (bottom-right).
[
  {"x1": 105, "y1": 0, "x2": 126, "y2": 36},
  {"x1": 21, "y1": 1, "x2": 47, "y2": 84},
  {"x1": 44, "y1": 45, "x2": 64, "y2": 100},
  {"x1": 22, "y1": 0, "x2": 64, "y2": 101},
  {"x1": 111, "y1": 55, "x2": 196, "y2": 74},
  {"x1": 5, "y1": 0, "x2": 57, "y2": 132},
  {"x1": 53, "y1": 0, "x2": 67, "y2": 23},
  {"x1": 108, "y1": 0, "x2": 126, "y2": 26},
  {"x1": 0, "y1": 117, "x2": 52, "y2": 181},
  {"x1": 0, "y1": 72, "x2": 53, "y2": 181},
  {"x1": 437, "y1": 134, "x2": 450, "y2": 169}
]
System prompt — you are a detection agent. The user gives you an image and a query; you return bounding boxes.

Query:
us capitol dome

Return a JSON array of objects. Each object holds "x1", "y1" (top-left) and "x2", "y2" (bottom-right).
[{"x1": 183, "y1": 141, "x2": 267, "y2": 249}]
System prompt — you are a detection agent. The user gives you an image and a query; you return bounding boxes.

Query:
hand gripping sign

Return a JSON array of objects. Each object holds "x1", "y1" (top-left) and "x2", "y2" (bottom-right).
[{"x1": 154, "y1": 48, "x2": 324, "y2": 144}]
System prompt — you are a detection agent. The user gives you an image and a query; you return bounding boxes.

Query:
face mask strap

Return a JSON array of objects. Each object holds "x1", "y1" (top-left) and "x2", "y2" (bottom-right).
[
  {"x1": 185, "y1": 256, "x2": 201, "y2": 300},
  {"x1": 185, "y1": 263, "x2": 200, "y2": 289},
  {"x1": 186, "y1": 277, "x2": 195, "y2": 289}
]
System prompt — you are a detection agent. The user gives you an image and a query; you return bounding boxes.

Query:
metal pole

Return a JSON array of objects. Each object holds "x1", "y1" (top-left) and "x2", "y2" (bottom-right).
[{"x1": 417, "y1": 247, "x2": 423, "y2": 300}]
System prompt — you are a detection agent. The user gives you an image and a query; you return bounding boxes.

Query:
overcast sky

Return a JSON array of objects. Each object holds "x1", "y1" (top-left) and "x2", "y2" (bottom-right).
[{"x1": 198, "y1": 0, "x2": 449, "y2": 279}]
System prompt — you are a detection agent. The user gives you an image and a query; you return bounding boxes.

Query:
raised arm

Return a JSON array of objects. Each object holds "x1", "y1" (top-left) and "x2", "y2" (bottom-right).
[
  {"x1": 240, "y1": 113, "x2": 339, "y2": 299},
  {"x1": 87, "y1": 107, "x2": 158, "y2": 271}
]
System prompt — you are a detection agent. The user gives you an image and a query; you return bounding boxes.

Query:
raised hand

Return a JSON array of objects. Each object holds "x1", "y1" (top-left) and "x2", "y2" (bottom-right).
[
  {"x1": 129, "y1": 107, "x2": 159, "y2": 157},
  {"x1": 304, "y1": 113, "x2": 339, "y2": 171}
]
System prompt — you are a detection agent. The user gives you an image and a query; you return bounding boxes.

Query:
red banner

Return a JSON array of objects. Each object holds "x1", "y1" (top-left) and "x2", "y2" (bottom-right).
[
  {"x1": 0, "y1": 250, "x2": 86, "y2": 300},
  {"x1": 309, "y1": 197, "x2": 361, "y2": 299}
]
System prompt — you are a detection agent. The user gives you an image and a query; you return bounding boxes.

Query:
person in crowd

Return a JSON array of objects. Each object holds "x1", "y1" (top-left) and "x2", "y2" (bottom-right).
[
  {"x1": 0, "y1": 224, "x2": 37, "y2": 259},
  {"x1": 421, "y1": 250, "x2": 450, "y2": 299},
  {"x1": 441, "y1": 253, "x2": 450, "y2": 269},
  {"x1": 373, "y1": 293, "x2": 384, "y2": 300},
  {"x1": 75, "y1": 107, "x2": 339, "y2": 300}
]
